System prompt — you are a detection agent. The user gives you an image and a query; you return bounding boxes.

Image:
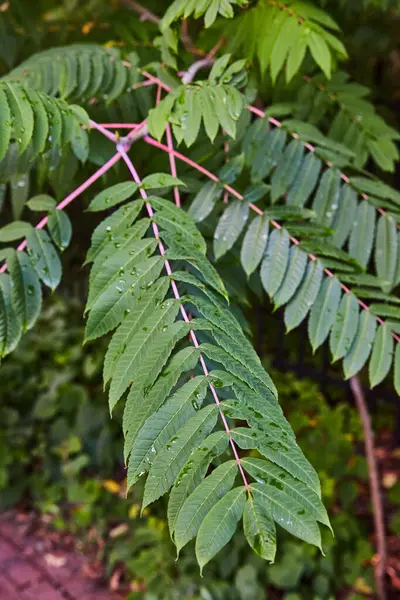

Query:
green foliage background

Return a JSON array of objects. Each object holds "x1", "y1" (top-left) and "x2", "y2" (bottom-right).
[
  {"x1": 2, "y1": 293, "x2": 395, "y2": 599},
  {"x1": 0, "y1": 0, "x2": 399, "y2": 596}
]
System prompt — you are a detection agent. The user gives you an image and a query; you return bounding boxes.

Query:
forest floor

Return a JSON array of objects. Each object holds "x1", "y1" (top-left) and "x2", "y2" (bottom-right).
[
  {"x1": 0, "y1": 427, "x2": 399, "y2": 599},
  {"x1": 0, "y1": 511, "x2": 120, "y2": 600}
]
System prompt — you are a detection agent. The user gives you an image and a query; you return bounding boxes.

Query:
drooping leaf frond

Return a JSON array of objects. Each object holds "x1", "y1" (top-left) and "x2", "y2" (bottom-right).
[
  {"x1": 225, "y1": 114, "x2": 400, "y2": 293},
  {"x1": 225, "y1": 0, "x2": 348, "y2": 81},
  {"x1": 5, "y1": 44, "x2": 156, "y2": 132},
  {"x1": 0, "y1": 203, "x2": 72, "y2": 358},
  {"x1": 162, "y1": 0, "x2": 249, "y2": 28},
  {"x1": 147, "y1": 56, "x2": 247, "y2": 145},
  {"x1": 268, "y1": 70, "x2": 400, "y2": 171},
  {"x1": 0, "y1": 80, "x2": 89, "y2": 179},
  {"x1": 0, "y1": 0, "x2": 398, "y2": 577},
  {"x1": 184, "y1": 114, "x2": 400, "y2": 389},
  {"x1": 5, "y1": 45, "x2": 137, "y2": 104},
  {"x1": 83, "y1": 181, "x2": 329, "y2": 568}
]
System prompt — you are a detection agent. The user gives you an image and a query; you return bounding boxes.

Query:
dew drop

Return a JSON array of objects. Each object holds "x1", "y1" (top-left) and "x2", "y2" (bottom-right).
[{"x1": 116, "y1": 279, "x2": 126, "y2": 293}]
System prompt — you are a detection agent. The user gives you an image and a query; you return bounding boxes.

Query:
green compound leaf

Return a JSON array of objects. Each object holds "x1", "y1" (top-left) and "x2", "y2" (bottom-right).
[
  {"x1": 7, "y1": 250, "x2": 42, "y2": 332},
  {"x1": 196, "y1": 487, "x2": 246, "y2": 574},
  {"x1": 330, "y1": 293, "x2": 359, "y2": 363},
  {"x1": 243, "y1": 496, "x2": 277, "y2": 563},
  {"x1": 343, "y1": 311, "x2": 377, "y2": 379},
  {"x1": 261, "y1": 229, "x2": 290, "y2": 298},
  {"x1": 214, "y1": 200, "x2": 249, "y2": 260},
  {"x1": 241, "y1": 215, "x2": 269, "y2": 277},
  {"x1": 308, "y1": 277, "x2": 342, "y2": 352},
  {"x1": 284, "y1": 260, "x2": 323, "y2": 332},
  {"x1": 88, "y1": 181, "x2": 139, "y2": 212},
  {"x1": 26, "y1": 229, "x2": 62, "y2": 291},
  {"x1": 369, "y1": 323, "x2": 394, "y2": 389}
]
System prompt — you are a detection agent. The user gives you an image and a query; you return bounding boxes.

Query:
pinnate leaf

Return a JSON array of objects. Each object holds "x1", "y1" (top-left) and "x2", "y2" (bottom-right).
[
  {"x1": 0, "y1": 221, "x2": 32, "y2": 242},
  {"x1": 143, "y1": 404, "x2": 219, "y2": 509},
  {"x1": 240, "y1": 215, "x2": 269, "y2": 277},
  {"x1": 141, "y1": 173, "x2": 185, "y2": 190},
  {"x1": 330, "y1": 293, "x2": 360, "y2": 362},
  {"x1": 47, "y1": 209, "x2": 72, "y2": 251},
  {"x1": 369, "y1": 323, "x2": 394, "y2": 389},
  {"x1": 88, "y1": 181, "x2": 139, "y2": 212},
  {"x1": 0, "y1": 273, "x2": 22, "y2": 357},
  {"x1": 196, "y1": 487, "x2": 246, "y2": 573},
  {"x1": 343, "y1": 311, "x2": 377, "y2": 379},
  {"x1": 273, "y1": 246, "x2": 308, "y2": 309},
  {"x1": 168, "y1": 431, "x2": 229, "y2": 536},
  {"x1": 308, "y1": 277, "x2": 341, "y2": 352},
  {"x1": 261, "y1": 229, "x2": 290, "y2": 298},
  {"x1": 174, "y1": 460, "x2": 237, "y2": 553},
  {"x1": 123, "y1": 346, "x2": 201, "y2": 462},
  {"x1": 108, "y1": 298, "x2": 180, "y2": 409},
  {"x1": 214, "y1": 200, "x2": 249, "y2": 260},
  {"x1": 26, "y1": 195, "x2": 56, "y2": 212},
  {"x1": 85, "y1": 256, "x2": 164, "y2": 341},
  {"x1": 26, "y1": 229, "x2": 61, "y2": 290},
  {"x1": 243, "y1": 497, "x2": 276, "y2": 562},
  {"x1": 375, "y1": 215, "x2": 397, "y2": 291},
  {"x1": 7, "y1": 250, "x2": 42, "y2": 332},
  {"x1": 284, "y1": 260, "x2": 323, "y2": 332},
  {"x1": 189, "y1": 181, "x2": 222, "y2": 223},
  {"x1": 250, "y1": 483, "x2": 322, "y2": 550},
  {"x1": 242, "y1": 457, "x2": 331, "y2": 530}
]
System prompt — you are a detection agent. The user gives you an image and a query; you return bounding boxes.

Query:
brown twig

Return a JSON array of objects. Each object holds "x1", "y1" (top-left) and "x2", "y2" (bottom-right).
[
  {"x1": 121, "y1": 0, "x2": 160, "y2": 24},
  {"x1": 349, "y1": 376, "x2": 387, "y2": 600},
  {"x1": 181, "y1": 20, "x2": 205, "y2": 56},
  {"x1": 206, "y1": 37, "x2": 226, "y2": 59}
]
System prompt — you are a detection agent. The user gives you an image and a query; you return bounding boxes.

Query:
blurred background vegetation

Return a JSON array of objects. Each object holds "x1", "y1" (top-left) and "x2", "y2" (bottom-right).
[
  {"x1": 0, "y1": 0, "x2": 400, "y2": 598},
  {"x1": 0, "y1": 292, "x2": 399, "y2": 599}
]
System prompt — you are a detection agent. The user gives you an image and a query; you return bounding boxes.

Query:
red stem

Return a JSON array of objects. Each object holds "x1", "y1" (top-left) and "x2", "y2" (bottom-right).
[
  {"x1": 89, "y1": 120, "x2": 116, "y2": 142},
  {"x1": 223, "y1": 140, "x2": 229, "y2": 204},
  {"x1": 155, "y1": 85, "x2": 181, "y2": 208},
  {"x1": 165, "y1": 124, "x2": 181, "y2": 208},
  {"x1": 141, "y1": 71, "x2": 171, "y2": 93},
  {"x1": 96, "y1": 124, "x2": 141, "y2": 129}
]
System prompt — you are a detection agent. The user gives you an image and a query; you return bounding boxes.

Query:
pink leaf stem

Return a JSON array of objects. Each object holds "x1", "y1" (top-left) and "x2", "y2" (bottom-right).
[
  {"x1": 154, "y1": 84, "x2": 181, "y2": 208},
  {"x1": 0, "y1": 151, "x2": 122, "y2": 273},
  {"x1": 95, "y1": 124, "x2": 142, "y2": 129},
  {"x1": 165, "y1": 124, "x2": 181, "y2": 207},
  {"x1": 89, "y1": 120, "x2": 117, "y2": 142},
  {"x1": 141, "y1": 71, "x2": 171, "y2": 93}
]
